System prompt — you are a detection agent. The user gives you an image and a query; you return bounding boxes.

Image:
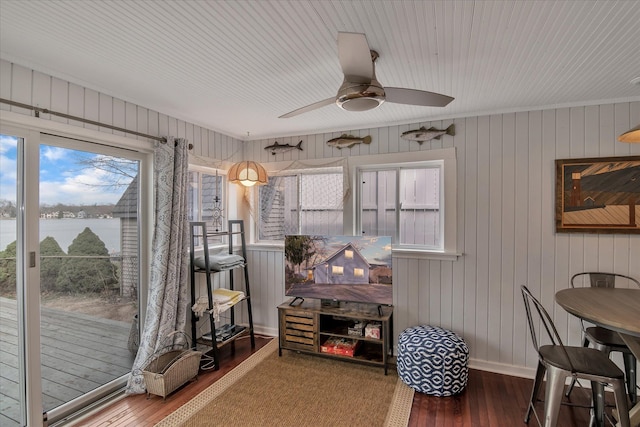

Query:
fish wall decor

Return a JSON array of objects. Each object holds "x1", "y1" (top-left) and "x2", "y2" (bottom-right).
[
  {"x1": 326, "y1": 134, "x2": 372, "y2": 149},
  {"x1": 265, "y1": 140, "x2": 303, "y2": 155},
  {"x1": 401, "y1": 124, "x2": 455, "y2": 144}
]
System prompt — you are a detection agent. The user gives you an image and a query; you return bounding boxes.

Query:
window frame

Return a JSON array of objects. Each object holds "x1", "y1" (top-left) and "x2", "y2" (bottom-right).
[
  {"x1": 349, "y1": 147, "x2": 459, "y2": 260},
  {"x1": 1, "y1": 111, "x2": 155, "y2": 425},
  {"x1": 187, "y1": 165, "x2": 227, "y2": 248},
  {"x1": 255, "y1": 165, "x2": 345, "y2": 244},
  {"x1": 248, "y1": 149, "x2": 459, "y2": 260},
  {"x1": 358, "y1": 162, "x2": 444, "y2": 251},
  {"x1": 187, "y1": 165, "x2": 226, "y2": 223}
]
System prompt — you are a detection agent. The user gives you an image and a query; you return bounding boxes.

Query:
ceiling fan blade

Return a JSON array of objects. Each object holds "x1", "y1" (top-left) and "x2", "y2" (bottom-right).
[
  {"x1": 279, "y1": 97, "x2": 336, "y2": 118},
  {"x1": 337, "y1": 32, "x2": 373, "y2": 83},
  {"x1": 385, "y1": 87, "x2": 454, "y2": 107}
]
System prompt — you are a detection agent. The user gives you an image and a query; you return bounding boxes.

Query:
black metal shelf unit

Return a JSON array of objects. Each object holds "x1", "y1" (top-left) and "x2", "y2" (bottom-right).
[{"x1": 189, "y1": 220, "x2": 255, "y2": 370}]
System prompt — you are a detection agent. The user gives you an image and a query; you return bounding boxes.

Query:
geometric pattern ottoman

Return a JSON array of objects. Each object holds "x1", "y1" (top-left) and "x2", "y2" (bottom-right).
[{"x1": 397, "y1": 325, "x2": 469, "y2": 396}]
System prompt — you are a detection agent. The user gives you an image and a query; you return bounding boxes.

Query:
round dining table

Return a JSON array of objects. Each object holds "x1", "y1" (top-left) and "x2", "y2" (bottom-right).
[{"x1": 556, "y1": 287, "x2": 640, "y2": 427}]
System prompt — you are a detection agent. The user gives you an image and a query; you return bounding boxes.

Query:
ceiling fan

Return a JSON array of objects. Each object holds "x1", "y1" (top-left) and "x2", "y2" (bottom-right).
[{"x1": 279, "y1": 32, "x2": 454, "y2": 119}]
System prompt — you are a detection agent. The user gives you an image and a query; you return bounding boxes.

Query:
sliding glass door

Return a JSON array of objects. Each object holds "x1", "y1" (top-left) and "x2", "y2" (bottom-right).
[
  {"x1": 0, "y1": 133, "x2": 27, "y2": 426},
  {"x1": 0, "y1": 129, "x2": 149, "y2": 426}
]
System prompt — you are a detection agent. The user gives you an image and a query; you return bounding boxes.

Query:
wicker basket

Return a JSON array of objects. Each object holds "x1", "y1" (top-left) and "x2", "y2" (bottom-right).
[{"x1": 143, "y1": 348, "x2": 202, "y2": 400}]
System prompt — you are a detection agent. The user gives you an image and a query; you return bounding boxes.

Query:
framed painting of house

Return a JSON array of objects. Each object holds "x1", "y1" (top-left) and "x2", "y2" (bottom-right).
[{"x1": 555, "y1": 156, "x2": 640, "y2": 234}]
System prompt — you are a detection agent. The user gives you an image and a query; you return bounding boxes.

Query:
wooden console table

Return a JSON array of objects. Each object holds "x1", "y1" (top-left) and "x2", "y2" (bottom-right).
[{"x1": 277, "y1": 299, "x2": 394, "y2": 374}]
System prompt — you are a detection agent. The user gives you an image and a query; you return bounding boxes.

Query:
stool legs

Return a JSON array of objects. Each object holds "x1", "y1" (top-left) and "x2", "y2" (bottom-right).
[
  {"x1": 543, "y1": 368, "x2": 567, "y2": 427},
  {"x1": 525, "y1": 361, "x2": 546, "y2": 424},
  {"x1": 611, "y1": 378, "x2": 631, "y2": 427},
  {"x1": 591, "y1": 381, "x2": 605, "y2": 427},
  {"x1": 622, "y1": 352, "x2": 637, "y2": 405}
]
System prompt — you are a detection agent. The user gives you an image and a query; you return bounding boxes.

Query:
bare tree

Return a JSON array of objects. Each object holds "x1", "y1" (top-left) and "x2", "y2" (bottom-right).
[{"x1": 73, "y1": 153, "x2": 138, "y2": 191}]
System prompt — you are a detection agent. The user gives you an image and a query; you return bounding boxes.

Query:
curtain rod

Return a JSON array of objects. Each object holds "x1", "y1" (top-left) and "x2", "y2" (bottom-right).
[{"x1": 1, "y1": 97, "x2": 168, "y2": 143}]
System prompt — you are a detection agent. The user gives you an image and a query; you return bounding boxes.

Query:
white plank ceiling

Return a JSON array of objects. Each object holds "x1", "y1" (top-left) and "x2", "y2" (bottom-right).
[{"x1": 1, "y1": 0, "x2": 639, "y2": 140}]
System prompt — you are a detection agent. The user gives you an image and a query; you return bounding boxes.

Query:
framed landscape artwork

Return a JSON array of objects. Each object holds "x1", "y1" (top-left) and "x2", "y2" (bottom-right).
[{"x1": 555, "y1": 156, "x2": 640, "y2": 234}]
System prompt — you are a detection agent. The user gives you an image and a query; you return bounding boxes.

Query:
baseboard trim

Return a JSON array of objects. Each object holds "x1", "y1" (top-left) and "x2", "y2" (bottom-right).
[
  {"x1": 469, "y1": 358, "x2": 600, "y2": 390},
  {"x1": 469, "y1": 359, "x2": 536, "y2": 379},
  {"x1": 253, "y1": 325, "x2": 278, "y2": 337}
]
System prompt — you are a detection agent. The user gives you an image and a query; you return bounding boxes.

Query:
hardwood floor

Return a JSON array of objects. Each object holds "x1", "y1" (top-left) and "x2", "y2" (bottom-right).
[
  {"x1": 75, "y1": 335, "x2": 272, "y2": 427},
  {"x1": 408, "y1": 369, "x2": 601, "y2": 426},
  {"x1": 77, "y1": 335, "x2": 611, "y2": 427}
]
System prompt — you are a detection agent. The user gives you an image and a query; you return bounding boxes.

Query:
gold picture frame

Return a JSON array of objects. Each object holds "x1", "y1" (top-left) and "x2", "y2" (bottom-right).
[{"x1": 555, "y1": 156, "x2": 640, "y2": 234}]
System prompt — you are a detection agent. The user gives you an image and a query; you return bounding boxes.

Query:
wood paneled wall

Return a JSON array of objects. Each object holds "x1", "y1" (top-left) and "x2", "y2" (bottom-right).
[
  {"x1": 242, "y1": 102, "x2": 640, "y2": 377},
  {"x1": 2, "y1": 58, "x2": 639, "y2": 377},
  {"x1": 0, "y1": 60, "x2": 243, "y2": 160}
]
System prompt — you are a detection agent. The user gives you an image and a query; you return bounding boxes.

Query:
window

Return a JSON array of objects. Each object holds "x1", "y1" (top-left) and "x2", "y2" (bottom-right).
[
  {"x1": 188, "y1": 168, "x2": 225, "y2": 227},
  {"x1": 258, "y1": 169, "x2": 343, "y2": 240},
  {"x1": 353, "y1": 147, "x2": 458, "y2": 257},
  {"x1": 253, "y1": 148, "x2": 457, "y2": 258},
  {"x1": 360, "y1": 165, "x2": 441, "y2": 249},
  {"x1": 188, "y1": 168, "x2": 225, "y2": 244},
  {"x1": 345, "y1": 250, "x2": 354, "y2": 259},
  {"x1": 332, "y1": 265, "x2": 344, "y2": 275},
  {"x1": 354, "y1": 268, "x2": 364, "y2": 277}
]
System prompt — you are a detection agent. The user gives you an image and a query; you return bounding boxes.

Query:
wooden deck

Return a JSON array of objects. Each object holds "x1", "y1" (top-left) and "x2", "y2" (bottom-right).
[{"x1": 0, "y1": 297, "x2": 135, "y2": 426}]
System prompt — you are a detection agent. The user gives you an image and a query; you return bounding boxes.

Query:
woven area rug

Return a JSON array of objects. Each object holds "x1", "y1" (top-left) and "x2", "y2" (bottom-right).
[{"x1": 156, "y1": 339, "x2": 414, "y2": 426}]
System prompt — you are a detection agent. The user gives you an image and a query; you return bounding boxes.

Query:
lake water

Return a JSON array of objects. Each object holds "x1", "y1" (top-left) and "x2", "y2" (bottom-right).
[{"x1": 0, "y1": 218, "x2": 122, "y2": 254}]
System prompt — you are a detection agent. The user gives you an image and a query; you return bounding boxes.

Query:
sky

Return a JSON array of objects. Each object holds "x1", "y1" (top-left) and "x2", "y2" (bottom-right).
[{"x1": 0, "y1": 134, "x2": 135, "y2": 206}]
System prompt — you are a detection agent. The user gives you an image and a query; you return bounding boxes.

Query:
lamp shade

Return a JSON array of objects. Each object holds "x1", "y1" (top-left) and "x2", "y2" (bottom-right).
[
  {"x1": 228, "y1": 160, "x2": 268, "y2": 187},
  {"x1": 618, "y1": 125, "x2": 640, "y2": 143}
]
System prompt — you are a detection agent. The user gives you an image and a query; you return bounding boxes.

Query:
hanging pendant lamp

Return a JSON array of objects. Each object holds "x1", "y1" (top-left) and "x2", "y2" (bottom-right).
[
  {"x1": 228, "y1": 160, "x2": 268, "y2": 187},
  {"x1": 618, "y1": 124, "x2": 640, "y2": 143}
]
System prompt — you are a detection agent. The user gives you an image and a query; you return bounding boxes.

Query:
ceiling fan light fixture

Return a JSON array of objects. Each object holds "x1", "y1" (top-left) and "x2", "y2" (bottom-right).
[
  {"x1": 228, "y1": 160, "x2": 268, "y2": 187},
  {"x1": 336, "y1": 81, "x2": 385, "y2": 112},
  {"x1": 278, "y1": 32, "x2": 453, "y2": 118}
]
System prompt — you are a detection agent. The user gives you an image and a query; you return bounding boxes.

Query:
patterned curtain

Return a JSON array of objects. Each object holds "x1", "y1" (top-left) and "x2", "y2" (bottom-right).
[{"x1": 126, "y1": 137, "x2": 190, "y2": 394}]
